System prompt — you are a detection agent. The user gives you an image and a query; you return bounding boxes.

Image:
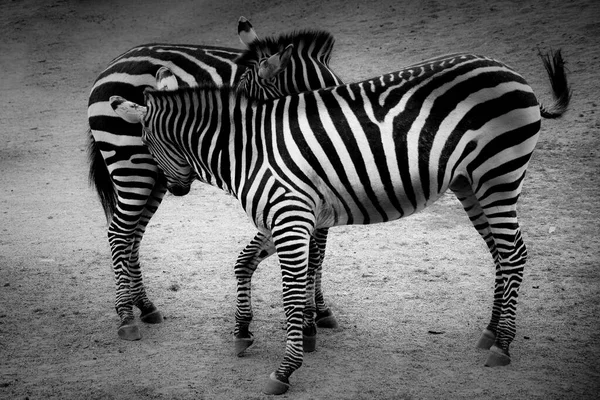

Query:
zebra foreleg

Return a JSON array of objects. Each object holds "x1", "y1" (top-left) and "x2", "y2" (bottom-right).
[
  {"x1": 303, "y1": 238, "x2": 319, "y2": 353},
  {"x1": 234, "y1": 230, "x2": 336, "y2": 356},
  {"x1": 311, "y1": 228, "x2": 338, "y2": 328},
  {"x1": 233, "y1": 231, "x2": 274, "y2": 355},
  {"x1": 264, "y1": 220, "x2": 313, "y2": 395}
]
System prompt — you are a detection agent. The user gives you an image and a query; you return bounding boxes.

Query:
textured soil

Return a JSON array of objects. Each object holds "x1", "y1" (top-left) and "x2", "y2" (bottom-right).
[{"x1": 1, "y1": 0, "x2": 599, "y2": 399}]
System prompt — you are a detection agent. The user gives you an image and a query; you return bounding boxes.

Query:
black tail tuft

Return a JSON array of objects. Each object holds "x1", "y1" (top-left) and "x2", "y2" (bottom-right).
[
  {"x1": 87, "y1": 129, "x2": 117, "y2": 223},
  {"x1": 538, "y1": 49, "x2": 572, "y2": 119}
]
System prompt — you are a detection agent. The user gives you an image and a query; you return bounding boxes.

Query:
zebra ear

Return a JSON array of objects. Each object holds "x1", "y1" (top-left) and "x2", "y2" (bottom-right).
[
  {"x1": 258, "y1": 44, "x2": 294, "y2": 80},
  {"x1": 156, "y1": 66, "x2": 178, "y2": 90},
  {"x1": 110, "y1": 96, "x2": 147, "y2": 124},
  {"x1": 238, "y1": 16, "x2": 258, "y2": 47}
]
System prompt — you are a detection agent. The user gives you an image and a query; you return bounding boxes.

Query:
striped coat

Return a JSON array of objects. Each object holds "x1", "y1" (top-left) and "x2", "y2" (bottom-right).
[
  {"x1": 111, "y1": 51, "x2": 570, "y2": 394},
  {"x1": 88, "y1": 26, "x2": 342, "y2": 341}
]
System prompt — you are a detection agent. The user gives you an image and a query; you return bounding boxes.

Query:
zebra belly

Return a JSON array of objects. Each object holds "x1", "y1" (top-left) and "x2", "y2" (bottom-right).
[{"x1": 312, "y1": 180, "x2": 442, "y2": 228}]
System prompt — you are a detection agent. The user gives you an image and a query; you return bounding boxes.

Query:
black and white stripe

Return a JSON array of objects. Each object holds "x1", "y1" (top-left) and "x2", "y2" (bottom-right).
[{"x1": 110, "y1": 50, "x2": 570, "y2": 394}]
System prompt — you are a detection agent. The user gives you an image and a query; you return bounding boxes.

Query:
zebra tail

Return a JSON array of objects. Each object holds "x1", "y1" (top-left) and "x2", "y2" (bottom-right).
[
  {"x1": 538, "y1": 49, "x2": 572, "y2": 119},
  {"x1": 87, "y1": 129, "x2": 116, "y2": 223}
]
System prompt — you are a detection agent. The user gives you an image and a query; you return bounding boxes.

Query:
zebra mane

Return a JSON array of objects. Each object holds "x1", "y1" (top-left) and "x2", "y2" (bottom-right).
[{"x1": 235, "y1": 29, "x2": 336, "y2": 67}]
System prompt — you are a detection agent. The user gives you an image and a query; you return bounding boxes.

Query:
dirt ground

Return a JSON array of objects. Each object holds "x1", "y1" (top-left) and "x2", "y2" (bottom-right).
[{"x1": 1, "y1": 0, "x2": 599, "y2": 398}]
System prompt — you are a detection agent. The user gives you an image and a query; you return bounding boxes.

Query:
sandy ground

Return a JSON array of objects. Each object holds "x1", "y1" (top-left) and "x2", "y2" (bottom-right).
[{"x1": 1, "y1": 0, "x2": 599, "y2": 398}]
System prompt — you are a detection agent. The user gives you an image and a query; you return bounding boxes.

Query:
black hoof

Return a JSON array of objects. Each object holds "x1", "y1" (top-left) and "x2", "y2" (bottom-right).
[
  {"x1": 476, "y1": 328, "x2": 496, "y2": 350},
  {"x1": 140, "y1": 308, "x2": 164, "y2": 324},
  {"x1": 303, "y1": 324, "x2": 317, "y2": 352},
  {"x1": 118, "y1": 320, "x2": 141, "y2": 341},
  {"x1": 234, "y1": 332, "x2": 254, "y2": 356},
  {"x1": 316, "y1": 308, "x2": 338, "y2": 329},
  {"x1": 303, "y1": 333, "x2": 317, "y2": 352},
  {"x1": 263, "y1": 372, "x2": 290, "y2": 395},
  {"x1": 485, "y1": 345, "x2": 511, "y2": 367}
]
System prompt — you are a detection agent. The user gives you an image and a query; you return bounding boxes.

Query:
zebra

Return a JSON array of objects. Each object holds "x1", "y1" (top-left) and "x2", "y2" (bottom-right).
[
  {"x1": 87, "y1": 19, "x2": 343, "y2": 341},
  {"x1": 109, "y1": 50, "x2": 570, "y2": 394}
]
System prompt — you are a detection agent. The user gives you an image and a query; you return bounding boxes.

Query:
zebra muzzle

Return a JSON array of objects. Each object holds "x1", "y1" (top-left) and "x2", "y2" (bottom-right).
[{"x1": 168, "y1": 184, "x2": 191, "y2": 196}]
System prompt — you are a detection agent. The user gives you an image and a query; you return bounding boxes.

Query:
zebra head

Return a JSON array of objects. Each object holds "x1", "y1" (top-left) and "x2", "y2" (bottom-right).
[
  {"x1": 109, "y1": 92, "x2": 195, "y2": 197},
  {"x1": 236, "y1": 44, "x2": 294, "y2": 99},
  {"x1": 235, "y1": 30, "x2": 343, "y2": 100}
]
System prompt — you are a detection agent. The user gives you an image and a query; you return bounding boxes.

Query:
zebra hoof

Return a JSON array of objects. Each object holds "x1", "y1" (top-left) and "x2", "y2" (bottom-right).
[
  {"x1": 234, "y1": 336, "x2": 254, "y2": 357},
  {"x1": 303, "y1": 333, "x2": 317, "y2": 353},
  {"x1": 118, "y1": 322, "x2": 141, "y2": 341},
  {"x1": 476, "y1": 329, "x2": 496, "y2": 350},
  {"x1": 263, "y1": 372, "x2": 290, "y2": 395},
  {"x1": 140, "y1": 308, "x2": 164, "y2": 324},
  {"x1": 484, "y1": 345, "x2": 511, "y2": 367},
  {"x1": 316, "y1": 308, "x2": 338, "y2": 329}
]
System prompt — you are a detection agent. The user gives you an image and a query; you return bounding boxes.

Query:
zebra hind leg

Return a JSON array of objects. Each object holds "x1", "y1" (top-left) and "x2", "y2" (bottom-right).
[
  {"x1": 130, "y1": 181, "x2": 169, "y2": 324},
  {"x1": 478, "y1": 171, "x2": 529, "y2": 367},
  {"x1": 129, "y1": 233, "x2": 162, "y2": 324},
  {"x1": 108, "y1": 224, "x2": 141, "y2": 341},
  {"x1": 454, "y1": 173, "x2": 529, "y2": 366},
  {"x1": 452, "y1": 185, "x2": 503, "y2": 351},
  {"x1": 484, "y1": 223, "x2": 527, "y2": 367},
  {"x1": 108, "y1": 179, "x2": 162, "y2": 340}
]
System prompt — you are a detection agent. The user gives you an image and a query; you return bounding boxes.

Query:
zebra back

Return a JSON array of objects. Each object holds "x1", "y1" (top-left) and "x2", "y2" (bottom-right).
[{"x1": 132, "y1": 52, "x2": 569, "y2": 225}]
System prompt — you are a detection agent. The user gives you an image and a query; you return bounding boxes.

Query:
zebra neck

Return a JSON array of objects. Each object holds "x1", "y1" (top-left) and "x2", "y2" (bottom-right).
[{"x1": 179, "y1": 88, "x2": 240, "y2": 197}]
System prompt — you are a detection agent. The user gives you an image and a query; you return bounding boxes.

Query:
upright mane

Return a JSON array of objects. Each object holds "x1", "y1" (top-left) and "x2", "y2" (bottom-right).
[{"x1": 235, "y1": 29, "x2": 336, "y2": 67}]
